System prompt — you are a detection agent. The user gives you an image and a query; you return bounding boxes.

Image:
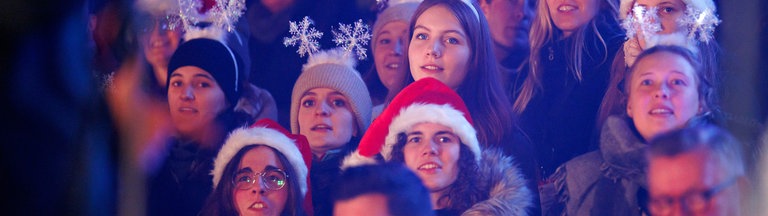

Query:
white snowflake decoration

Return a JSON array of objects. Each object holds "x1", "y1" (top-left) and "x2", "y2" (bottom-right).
[
  {"x1": 209, "y1": 0, "x2": 246, "y2": 32},
  {"x1": 177, "y1": 0, "x2": 203, "y2": 33},
  {"x1": 284, "y1": 16, "x2": 324, "y2": 57},
  {"x1": 332, "y1": 19, "x2": 372, "y2": 60},
  {"x1": 680, "y1": 7, "x2": 721, "y2": 43},
  {"x1": 622, "y1": 4, "x2": 661, "y2": 41},
  {"x1": 176, "y1": 0, "x2": 244, "y2": 41}
]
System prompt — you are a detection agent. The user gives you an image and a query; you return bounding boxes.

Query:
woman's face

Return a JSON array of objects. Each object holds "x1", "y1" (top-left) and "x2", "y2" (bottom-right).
[
  {"x1": 627, "y1": 51, "x2": 700, "y2": 141},
  {"x1": 374, "y1": 21, "x2": 409, "y2": 91},
  {"x1": 546, "y1": 0, "x2": 600, "y2": 37},
  {"x1": 408, "y1": 5, "x2": 470, "y2": 89},
  {"x1": 167, "y1": 66, "x2": 228, "y2": 136},
  {"x1": 402, "y1": 122, "x2": 460, "y2": 194},
  {"x1": 140, "y1": 15, "x2": 183, "y2": 84},
  {"x1": 634, "y1": 0, "x2": 685, "y2": 35},
  {"x1": 233, "y1": 146, "x2": 289, "y2": 216},
  {"x1": 298, "y1": 88, "x2": 357, "y2": 157}
]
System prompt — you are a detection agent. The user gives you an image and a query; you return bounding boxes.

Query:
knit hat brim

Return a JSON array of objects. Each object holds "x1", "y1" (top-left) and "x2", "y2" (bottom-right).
[{"x1": 290, "y1": 49, "x2": 372, "y2": 135}]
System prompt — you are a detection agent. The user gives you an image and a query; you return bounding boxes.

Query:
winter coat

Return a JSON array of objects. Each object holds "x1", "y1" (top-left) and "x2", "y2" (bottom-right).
[
  {"x1": 311, "y1": 138, "x2": 359, "y2": 216},
  {"x1": 546, "y1": 116, "x2": 649, "y2": 216},
  {"x1": 234, "y1": 83, "x2": 278, "y2": 122},
  {"x1": 462, "y1": 148, "x2": 534, "y2": 216},
  {"x1": 147, "y1": 138, "x2": 219, "y2": 216},
  {"x1": 518, "y1": 11, "x2": 624, "y2": 179}
]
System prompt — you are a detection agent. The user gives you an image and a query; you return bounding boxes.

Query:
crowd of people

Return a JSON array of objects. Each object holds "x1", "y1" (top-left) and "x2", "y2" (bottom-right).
[{"x1": 3, "y1": 0, "x2": 766, "y2": 215}]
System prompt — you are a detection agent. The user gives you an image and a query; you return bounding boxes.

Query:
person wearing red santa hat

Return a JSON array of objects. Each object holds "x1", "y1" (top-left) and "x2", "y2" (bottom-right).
[
  {"x1": 343, "y1": 78, "x2": 533, "y2": 215},
  {"x1": 201, "y1": 119, "x2": 313, "y2": 216}
]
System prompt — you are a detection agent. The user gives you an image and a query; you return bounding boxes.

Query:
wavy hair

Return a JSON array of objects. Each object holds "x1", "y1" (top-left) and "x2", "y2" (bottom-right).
[
  {"x1": 390, "y1": 133, "x2": 488, "y2": 212},
  {"x1": 513, "y1": 0, "x2": 620, "y2": 113}
]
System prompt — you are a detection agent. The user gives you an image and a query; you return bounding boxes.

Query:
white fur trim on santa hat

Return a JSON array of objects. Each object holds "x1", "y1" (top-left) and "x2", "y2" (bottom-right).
[
  {"x1": 340, "y1": 150, "x2": 379, "y2": 170},
  {"x1": 212, "y1": 126, "x2": 308, "y2": 196},
  {"x1": 380, "y1": 103, "x2": 481, "y2": 164}
]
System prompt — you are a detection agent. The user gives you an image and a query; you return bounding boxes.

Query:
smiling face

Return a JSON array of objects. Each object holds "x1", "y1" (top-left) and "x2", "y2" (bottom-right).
[
  {"x1": 167, "y1": 66, "x2": 228, "y2": 137},
  {"x1": 402, "y1": 122, "x2": 460, "y2": 197},
  {"x1": 626, "y1": 51, "x2": 700, "y2": 141},
  {"x1": 546, "y1": 0, "x2": 600, "y2": 37},
  {"x1": 140, "y1": 16, "x2": 183, "y2": 85},
  {"x1": 297, "y1": 88, "x2": 357, "y2": 157},
  {"x1": 233, "y1": 146, "x2": 289, "y2": 216},
  {"x1": 408, "y1": 5, "x2": 471, "y2": 89},
  {"x1": 374, "y1": 21, "x2": 410, "y2": 92}
]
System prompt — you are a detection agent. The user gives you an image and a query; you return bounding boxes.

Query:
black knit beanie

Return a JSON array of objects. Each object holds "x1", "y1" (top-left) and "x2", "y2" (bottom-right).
[{"x1": 167, "y1": 38, "x2": 241, "y2": 103}]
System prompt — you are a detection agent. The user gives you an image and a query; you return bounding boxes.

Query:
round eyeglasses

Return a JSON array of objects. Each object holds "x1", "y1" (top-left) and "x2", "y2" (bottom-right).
[{"x1": 232, "y1": 169, "x2": 289, "y2": 191}]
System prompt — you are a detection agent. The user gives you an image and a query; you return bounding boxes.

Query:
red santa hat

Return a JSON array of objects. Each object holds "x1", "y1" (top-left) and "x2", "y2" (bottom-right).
[
  {"x1": 342, "y1": 77, "x2": 481, "y2": 168},
  {"x1": 212, "y1": 119, "x2": 313, "y2": 196}
]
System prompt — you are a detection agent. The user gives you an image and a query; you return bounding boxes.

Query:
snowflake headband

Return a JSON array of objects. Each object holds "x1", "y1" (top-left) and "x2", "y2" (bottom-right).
[
  {"x1": 621, "y1": 3, "x2": 720, "y2": 44},
  {"x1": 177, "y1": 0, "x2": 245, "y2": 41},
  {"x1": 283, "y1": 16, "x2": 372, "y2": 60}
]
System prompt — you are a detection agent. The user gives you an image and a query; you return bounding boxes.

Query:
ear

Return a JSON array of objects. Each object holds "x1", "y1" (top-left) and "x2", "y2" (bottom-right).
[{"x1": 626, "y1": 104, "x2": 633, "y2": 118}]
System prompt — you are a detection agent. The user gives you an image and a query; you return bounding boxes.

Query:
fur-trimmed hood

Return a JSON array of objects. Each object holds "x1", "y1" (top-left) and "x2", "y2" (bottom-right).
[
  {"x1": 233, "y1": 83, "x2": 278, "y2": 122},
  {"x1": 464, "y1": 148, "x2": 533, "y2": 216}
]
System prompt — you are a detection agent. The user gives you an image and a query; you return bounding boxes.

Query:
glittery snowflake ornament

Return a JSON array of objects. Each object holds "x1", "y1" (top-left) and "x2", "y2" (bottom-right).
[
  {"x1": 209, "y1": 0, "x2": 246, "y2": 32},
  {"x1": 680, "y1": 7, "x2": 721, "y2": 43},
  {"x1": 284, "y1": 16, "x2": 324, "y2": 57},
  {"x1": 177, "y1": 0, "x2": 245, "y2": 41},
  {"x1": 332, "y1": 19, "x2": 372, "y2": 60},
  {"x1": 178, "y1": 0, "x2": 203, "y2": 33},
  {"x1": 622, "y1": 4, "x2": 661, "y2": 41}
]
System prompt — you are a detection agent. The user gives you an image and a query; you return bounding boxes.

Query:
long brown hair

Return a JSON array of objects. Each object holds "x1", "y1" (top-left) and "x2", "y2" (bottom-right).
[{"x1": 398, "y1": 0, "x2": 514, "y2": 147}]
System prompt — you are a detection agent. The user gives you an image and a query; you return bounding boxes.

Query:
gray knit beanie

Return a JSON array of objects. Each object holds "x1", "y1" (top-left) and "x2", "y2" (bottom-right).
[
  {"x1": 290, "y1": 49, "x2": 372, "y2": 136},
  {"x1": 371, "y1": 1, "x2": 420, "y2": 54}
]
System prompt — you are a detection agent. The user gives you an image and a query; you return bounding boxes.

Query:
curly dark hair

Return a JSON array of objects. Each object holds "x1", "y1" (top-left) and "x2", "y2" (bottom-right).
[
  {"x1": 389, "y1": 132, "x2": 488, "y2": 212},
  {"x1": 200, "y1": 145, "x2": 306, "y2": 216}
]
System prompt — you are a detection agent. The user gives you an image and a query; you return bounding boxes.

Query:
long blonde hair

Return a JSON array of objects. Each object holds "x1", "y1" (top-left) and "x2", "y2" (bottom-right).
[{"x1": 512, "y1": 0, "x2": 620, "y2": 113}]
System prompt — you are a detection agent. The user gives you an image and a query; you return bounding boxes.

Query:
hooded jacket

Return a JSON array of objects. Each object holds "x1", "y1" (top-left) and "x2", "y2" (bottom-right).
[
  {"x1": 547, "y1": 116, "x2": 648, "y2": 216},
  {"x1": 234, "y1": 83, "x2": 278, "y2": 122},
  {"x1": 463, "y1": 148, "x2": 534, "y2": 216}
]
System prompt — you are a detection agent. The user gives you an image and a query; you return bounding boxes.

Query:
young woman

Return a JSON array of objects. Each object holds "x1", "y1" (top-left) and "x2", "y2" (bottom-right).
[
  {"x1": 550, "y1": 45, "x2": 718, "y2": 215},
  {"x1": 597, "y1": 0, "x2": 722, "y2": 129},
  {"x1": 514, "y1": 0, "x2": 624, "y2": 183},
  {"x1": 345, "y1": 78, "x2": 533, "y2": 215},
  {"x1": 363, "y1": 0, "x2": 420, "y2": 118},
  {"x1": 290, "y1": 48, "x2": 372, "y2": 215},
  {"x1": 147, "y1": 38, "x2": 254, "y2": 216},
  {"x1": 400, "y1": 1, "x2": 541, "y2": 211},
  {"x1": 135, "y1": 0, "x2": 183, "y2": 95},
  {"x1": 201, "y1": 119, "x2": 310, "y2": 216},
  {"x1": 400, "y1": 0, "x2": 514, "y2": 149}
]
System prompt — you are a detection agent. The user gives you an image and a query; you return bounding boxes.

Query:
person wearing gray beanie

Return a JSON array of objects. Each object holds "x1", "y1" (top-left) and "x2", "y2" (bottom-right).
[{"x1": 290, "y1": 48, "x2": 372, "y2": 216}]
